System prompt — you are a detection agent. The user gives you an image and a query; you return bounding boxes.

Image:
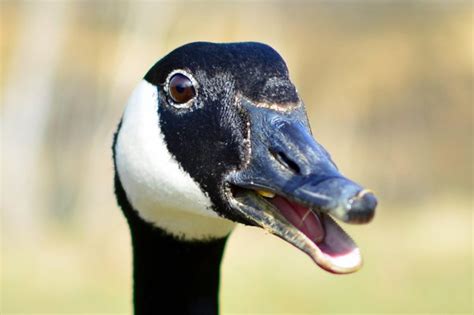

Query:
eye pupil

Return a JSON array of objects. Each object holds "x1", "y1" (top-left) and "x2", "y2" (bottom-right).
[{"x1": 168, "y1": 73, "x2": 196, "y2": 104}]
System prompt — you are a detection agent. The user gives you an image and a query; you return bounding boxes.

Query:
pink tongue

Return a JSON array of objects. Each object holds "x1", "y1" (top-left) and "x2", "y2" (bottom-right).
[{"x1": 270, "y1": 196, "x2": 325, "y2": 243}]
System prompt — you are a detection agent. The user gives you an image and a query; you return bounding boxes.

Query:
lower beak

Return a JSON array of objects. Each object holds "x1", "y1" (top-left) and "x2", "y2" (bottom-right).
[{"x1": 225, "y1": 100, "x2": 377, "y2": 273}]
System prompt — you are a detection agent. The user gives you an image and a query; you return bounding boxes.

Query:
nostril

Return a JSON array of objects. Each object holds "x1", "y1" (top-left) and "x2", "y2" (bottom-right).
[{"x1": 271, "y1": 150, "x2": 301, "y2": 174}]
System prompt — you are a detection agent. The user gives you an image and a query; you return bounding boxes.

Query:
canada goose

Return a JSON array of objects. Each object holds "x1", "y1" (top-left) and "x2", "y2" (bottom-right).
[{"x1": 113, "y1": 42, "x2": 377, "y2": 314}]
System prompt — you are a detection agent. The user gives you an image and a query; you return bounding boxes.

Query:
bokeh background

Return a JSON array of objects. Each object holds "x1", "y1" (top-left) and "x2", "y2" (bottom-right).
[{"x1": 1, "y1": 1, "x2": 472, "y2": 314}]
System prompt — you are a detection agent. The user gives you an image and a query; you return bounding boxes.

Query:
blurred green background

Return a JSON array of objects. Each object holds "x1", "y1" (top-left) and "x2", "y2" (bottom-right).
[{"x1": 1, "y1": 1, "x2": 472, "y2": 314}]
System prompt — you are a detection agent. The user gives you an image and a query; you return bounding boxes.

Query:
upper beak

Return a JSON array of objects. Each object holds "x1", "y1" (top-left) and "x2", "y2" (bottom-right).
[{"x1": 226, "y1": 98, "x2": 377, "y2": 273}]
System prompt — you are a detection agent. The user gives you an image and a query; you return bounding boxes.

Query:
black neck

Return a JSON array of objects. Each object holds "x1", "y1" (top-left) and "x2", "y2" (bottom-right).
[
  {"x1": 114, "y1": 172, "x2": 227, "y2": 315},
  {"x1": 129, "y1": 223, "x2": 227, "y2": 315}
]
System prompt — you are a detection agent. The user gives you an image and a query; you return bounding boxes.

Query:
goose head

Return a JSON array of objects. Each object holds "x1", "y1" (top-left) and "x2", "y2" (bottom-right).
[{"x1": 114, "y1": 42, "x2": 377, "y2": 274}]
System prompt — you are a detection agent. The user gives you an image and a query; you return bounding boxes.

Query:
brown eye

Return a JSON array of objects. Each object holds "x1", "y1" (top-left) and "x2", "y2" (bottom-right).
[{"x1": 168, "y1": 73, "x2": 196, "y2": 104}]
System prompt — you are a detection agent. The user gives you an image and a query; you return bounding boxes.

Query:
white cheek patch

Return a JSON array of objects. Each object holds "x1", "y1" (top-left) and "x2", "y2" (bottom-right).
[{"x1": 115, "y1": 80, "x2": 235, "y2": 240}]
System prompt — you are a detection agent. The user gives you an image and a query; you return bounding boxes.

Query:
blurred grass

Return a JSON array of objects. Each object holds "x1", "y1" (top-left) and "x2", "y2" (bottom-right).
[
  {"x1": 222, "y1": 195, "x2": 472, "y2": 313},
  {"x1": 1, "y1": 1, "x2": 472, "y2": 314},
  {"x1": 2, "y1": 195, "x2": 471, "y2": 313}
]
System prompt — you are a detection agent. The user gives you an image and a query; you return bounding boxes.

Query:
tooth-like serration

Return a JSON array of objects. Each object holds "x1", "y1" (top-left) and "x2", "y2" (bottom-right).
[{"x1": 256, "y1": 189, "x2": 276, "y2": 198}]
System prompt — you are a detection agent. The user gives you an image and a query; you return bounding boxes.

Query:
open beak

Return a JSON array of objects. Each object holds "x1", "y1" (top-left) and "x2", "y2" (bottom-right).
[{"x1": 226, "y1": 98, "x2": 377, "y2": 274}]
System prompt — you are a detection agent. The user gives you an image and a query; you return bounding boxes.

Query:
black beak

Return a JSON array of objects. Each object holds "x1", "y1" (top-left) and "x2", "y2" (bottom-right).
[{"x1": 226, "y1": 98, "x2": 377, "y2": 273}]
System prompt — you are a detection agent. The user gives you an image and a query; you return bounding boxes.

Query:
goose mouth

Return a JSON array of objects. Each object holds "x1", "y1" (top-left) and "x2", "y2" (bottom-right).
[
  {"x1": 224, "y1": 99, "x2": 376, "y2": 273},
  {"x1": 226, "y1": 185, "x2": 365, "y2": 274}
]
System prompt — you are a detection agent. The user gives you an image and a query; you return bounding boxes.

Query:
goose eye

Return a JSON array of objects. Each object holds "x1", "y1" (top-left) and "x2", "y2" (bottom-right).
[{"x1": 168, "y1": 73, "x2": 196, "y2": 104}]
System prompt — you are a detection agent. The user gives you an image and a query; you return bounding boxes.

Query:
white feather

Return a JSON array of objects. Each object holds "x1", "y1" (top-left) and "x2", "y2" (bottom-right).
[{"x1": 115, "y1": 80, "x2": 235, "y2": 240}]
